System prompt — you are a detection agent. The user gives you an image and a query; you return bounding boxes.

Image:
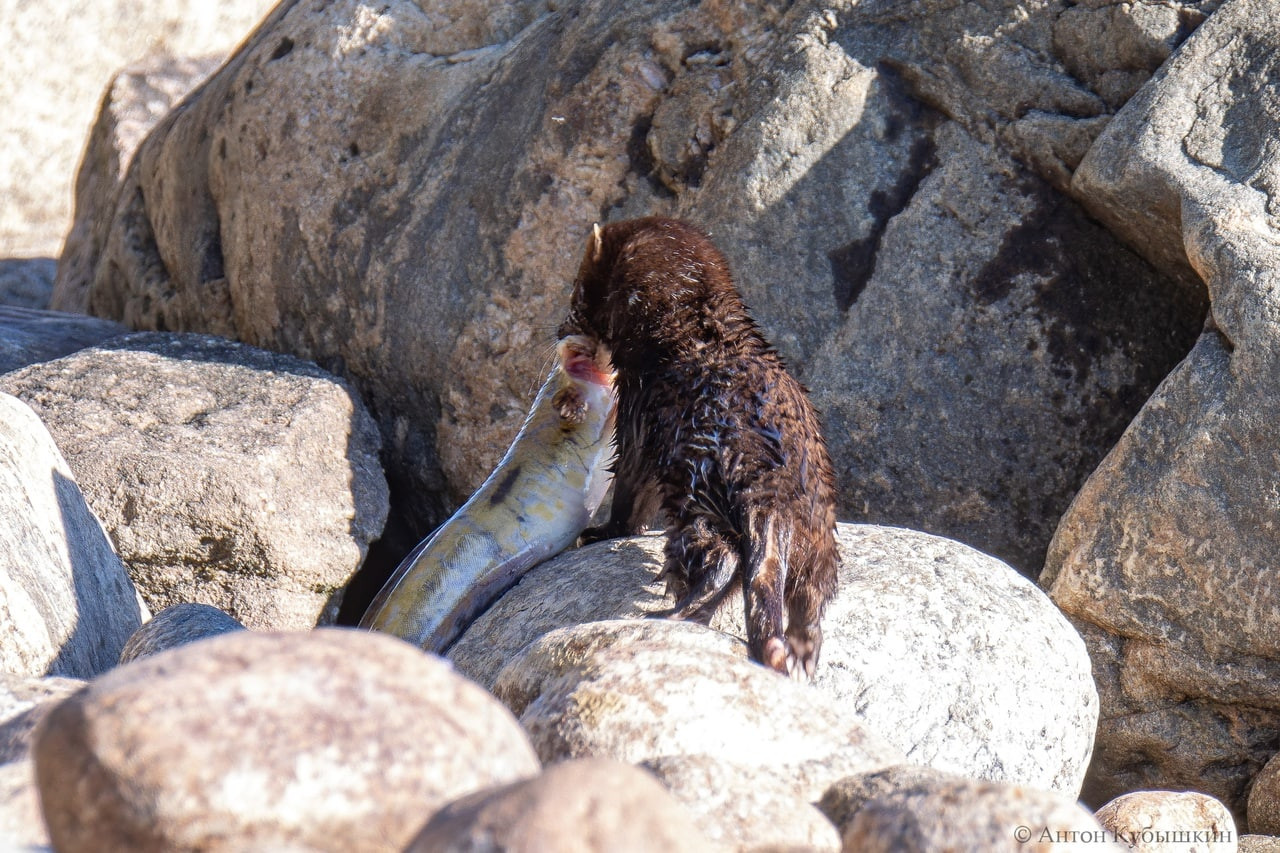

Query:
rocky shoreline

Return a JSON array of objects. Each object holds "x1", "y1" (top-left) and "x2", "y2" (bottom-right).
[{"x1": 5, "y1": 0, "x2": 1280, "y2": 849}]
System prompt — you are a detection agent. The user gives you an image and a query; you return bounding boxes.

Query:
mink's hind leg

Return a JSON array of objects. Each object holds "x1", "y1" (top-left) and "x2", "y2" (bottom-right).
[
  {"x1": 783, "y1": 531, "x2": 839, "y2": 679},
  {"x1": 783, "y1": 588, "x2": 825, "y2": 680},
  {"x1": 742, "y1": 512, "x2": 791, "y2": 676},
  {"x1": 653, "y1": 517, "x2": 738, "y2": 623}
]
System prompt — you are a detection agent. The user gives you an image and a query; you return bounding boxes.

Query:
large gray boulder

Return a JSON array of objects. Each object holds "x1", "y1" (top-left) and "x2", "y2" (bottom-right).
[
  {"x1": 491, "y1": 619, "x2": 904, "y2": 803},
  {"x1": 55, "y1": 0, "x2": 1207, "y2": 575},
  {"x1": 0, "y1": 392, "x2": 143, "y2": 678},
  {"x1": 1043, "y1": 0, "x2": 1280, "y2": 819},
  {"x1": 55, "y1": 54, "x2": 226, "y2": 314},
  {"x1": 453, "y1": 524, "x2": 1098, "y2": 795},
  {"x1": 841, "y1": 773, "x2": 1119, "y2": 852},
  {"x1": 33, "y1": 628, "x2": 540, "y2": 852},
  {"x1": 1, "y1": 333, "x2": 388, "y2": 630}
]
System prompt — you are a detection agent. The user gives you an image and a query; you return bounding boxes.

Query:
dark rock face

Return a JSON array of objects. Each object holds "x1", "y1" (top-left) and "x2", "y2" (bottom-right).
[
  {"x1": 54, "y1": 0, "x2": 1208, "y2": 581},
  {"x1": 0, "y1": 305, "x2": 127, "y2": 375},
  {"x1": 0, "y1": 260, "x2": 56, "y2": 311}
]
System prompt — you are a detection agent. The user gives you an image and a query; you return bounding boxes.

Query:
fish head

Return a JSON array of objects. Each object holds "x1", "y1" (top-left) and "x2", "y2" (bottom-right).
[
  {"x1": 554, "y1": 334, "x2": 617, "y2": 516},
  {"x1": 553, "y1": 334, "x2": 617, "y2": 432}
]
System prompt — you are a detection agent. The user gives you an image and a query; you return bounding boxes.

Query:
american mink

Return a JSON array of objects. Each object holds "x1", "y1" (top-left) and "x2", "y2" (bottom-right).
[{"x1": 557, "y1": 216, "x2": 839, "y2": 678}]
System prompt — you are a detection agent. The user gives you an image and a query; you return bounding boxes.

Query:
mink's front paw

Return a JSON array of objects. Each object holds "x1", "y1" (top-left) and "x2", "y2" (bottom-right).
[
  {"x1": 552, "y1": 386, "x2": 587, "y2": 424},
  {"x1": 575, "y1": 524, "x2": 613, "y2": 546}
]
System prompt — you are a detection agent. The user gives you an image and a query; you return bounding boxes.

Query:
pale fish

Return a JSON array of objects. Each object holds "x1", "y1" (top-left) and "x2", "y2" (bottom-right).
[{"x1": 360, "y1": 335, "x2": 617, "y2": 653}]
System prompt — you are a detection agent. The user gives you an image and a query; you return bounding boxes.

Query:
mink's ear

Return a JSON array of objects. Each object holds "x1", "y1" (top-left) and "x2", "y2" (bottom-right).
[{"x1": 590, "y1": 222, "x2": 604, "y2": 264}]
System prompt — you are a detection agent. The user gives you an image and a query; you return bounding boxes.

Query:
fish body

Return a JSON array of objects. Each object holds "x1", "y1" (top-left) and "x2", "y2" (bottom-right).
[{"x1": 360, "y1": 336, "x2": 616, "y2": 653}]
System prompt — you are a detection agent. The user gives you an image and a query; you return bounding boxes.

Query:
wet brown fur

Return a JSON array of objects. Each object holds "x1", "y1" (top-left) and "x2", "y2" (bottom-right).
[{"x1": 557, "y1": 217, "x2": 839, "y2": 677}]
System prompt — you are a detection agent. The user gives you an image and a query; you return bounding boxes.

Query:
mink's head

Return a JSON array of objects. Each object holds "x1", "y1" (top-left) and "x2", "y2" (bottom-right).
[{"x1": 557, "y1": 217, "x2": 746, "y2": 371}]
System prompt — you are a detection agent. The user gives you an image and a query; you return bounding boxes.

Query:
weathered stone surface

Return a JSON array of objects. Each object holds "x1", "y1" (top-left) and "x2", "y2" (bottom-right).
[
  {"x1": 0, "y1": 306, "x2": 127, "y2": 375},
  {"x1": 0, "y1": 259, "x2": 55, "y2": 311},
  {"x1": 1043, "y1": 0, "x2": 1280, "y2": 818},
  {"x1": 1071, "y1": 0, "x2": 1243, "y2": 287},
  {"x1": 34, "y1": 628, "x2": 540, "y2": 852},
  {"x1": 65, "y1": 0, "x2": 1203, "y2": 581},
  {"x1": 843, "y1": 775, "x2": 1120, "y2": 852},
  {"x1": 1, "y1": 333, "x2": 389, "y2": 630},
  {"x1": 0, "y1": 761, "x2": 50, "y2": 852},
  {"x1": 818, "y1": 764, "x2": 959, "y2": 835},
  {"x1": 644, "y1": 753, "x2": 841, "y2": 852},
  {"x1": 117, "y1": 603, "x2": 246, "y2": 665},
  {"x1": 0, "y1": 0, "x2": 276, "y2": 258},
  {"x1": 1250, "y1": 752, "x2": 1280, "y2": 837},
  {"x1": 456, "y1": 523, "x2": 1097, "y2": 794},
  {"x1": 1095, "y1": 791, "x2": 1236, "y2": 851},
  {"x1": 447, "y1": 534, "x2": 674, "y2": 688},
  {"x1": 55, "y1": 54, "x2": 226, "y2": 315},
  {"x1": 0, "y1": 392, "x2": 144, "y2": 678},
  {"x1": 491, "y1": 619, "x2": 904, "y2": 802},
  {"x1": 406, "y1": 758, "x2": 717, "y2": 853},
  {"x1": 1242, "y1": 837, "x2": 1280, "y2": 853},
  {"x1": 0, "y1": 673, "x2": 85, "y2": 764}
]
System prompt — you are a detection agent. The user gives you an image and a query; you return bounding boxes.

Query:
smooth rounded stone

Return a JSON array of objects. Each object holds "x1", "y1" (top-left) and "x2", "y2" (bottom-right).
[
  {"x1": 1094, "y1": 791, "x2": 1236, "y2": 851},
  {"x1": 460, "y1": 523, "x2": 1097, "y2": 794},
  {"x1": 0, "y1": 392, "x2": 144, "y2": 677},
  {"x1": 0, "y1": 760, "x2": 50, "y2": 851},
  {"x1": 117, "y1": 603, "x2": 246, "y2": 664},
  {"x1": 815, "y1": 525, "x2": 1097, "y2": 795},
  {"x1": 843, "y1": 776, "x2": 1121, "y2": 852},
  {"x1": 643, "y1": 754, "x2": 841, "y2": 852},
  {"x1": 491, "y1": 619, "x2": 904, "y2": 802},
  {"x1": 0, "y1": 673, "x2": 86, "y2": 764},
  {"x1": 1, "y1": 333, "x2": 389, "y2": 630},
  {"x1": 1045, "y1": 0, "x2": 1280, "y2": 815},
  {"x1": 448, "y1": 533, "x2": 677, "y2": 689},
  {"x1": 406, "y1": 757, "x2": 717, "y2": 852},
  {"x1": 1251, "y1": 752, "x2": 1280, "y2": 836},
  {"x1": 34, "y1": 628, "x2": 540, "y2": 852},
  {"x1": 491, "y1": 618, "x2": 750, "y2": 719},
  {"x1": 0, "y1": 306, "x2": 127, "y2": 375},
  {"x1": 65, "y1": 0, "x2": 1200, "y2": 575},
  {"x1": 0, "y1": 259, "x2": 55, "y2": 311},
  {"x1": 817, "y1": 764, "x2": 959, "y2": 835}
]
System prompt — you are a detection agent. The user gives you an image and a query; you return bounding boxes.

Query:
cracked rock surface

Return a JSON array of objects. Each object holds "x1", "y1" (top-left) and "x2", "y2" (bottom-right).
[
  {"x1": 1045, "y1": 0, "x2": 1280, "y2": 823},
  {"x1": 54, "y1": 0, "x2": 1211, "y2": 579}
]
